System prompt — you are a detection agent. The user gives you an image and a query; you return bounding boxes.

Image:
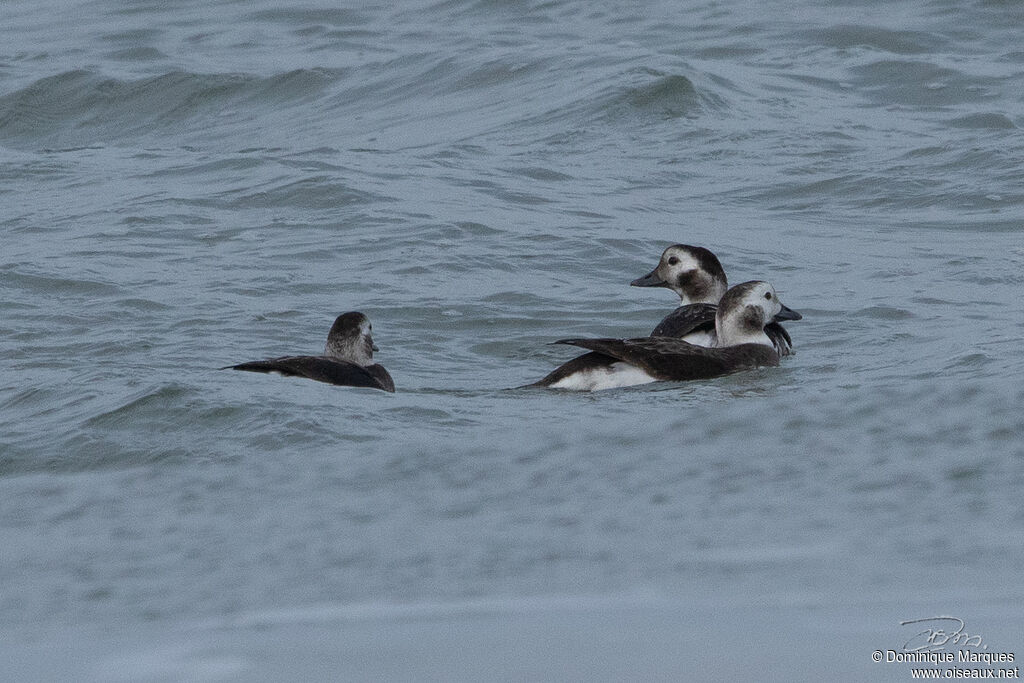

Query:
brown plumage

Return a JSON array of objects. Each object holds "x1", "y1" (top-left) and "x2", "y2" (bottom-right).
[
  {"x1": 225, "y1": 311, "x2": 395, "y2": 392},
  {"x1": 529, "y1": 280, "x2": 800, "y2": 390},
  {"x1": 553, "y1": 337, "x2": 780, "y2": 381},
  {"x1": 228, "y1": 356, "x2": 395, "y2": 392}
]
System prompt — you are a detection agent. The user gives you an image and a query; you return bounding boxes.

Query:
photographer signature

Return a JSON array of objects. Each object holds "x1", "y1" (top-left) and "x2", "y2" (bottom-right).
[{"x1": 901, "y1": 616, "x2": 986, "y2": 651}]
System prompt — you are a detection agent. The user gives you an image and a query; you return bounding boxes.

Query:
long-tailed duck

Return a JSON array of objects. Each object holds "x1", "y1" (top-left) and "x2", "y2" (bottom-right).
[
  {"x1": 544, "y1": 281, "x2": 800, "y2": 390},
  {"x1": 530, "y1": 245, "x2": 796, "y2": 390},
  {"x1": 225, "y1": 311, "x2": 395, "y2": 392},
  {"x1": 632, "y1": 244, "x2": 793, "y2": 354}
]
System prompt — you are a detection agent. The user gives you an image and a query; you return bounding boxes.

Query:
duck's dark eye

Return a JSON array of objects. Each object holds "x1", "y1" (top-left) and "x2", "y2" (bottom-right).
[
  {"x1": 764, "y1": 292, "x2": 772, "y2": 300},
  {"x1": 667, "y1": 257, "x2": 679, "y2": 266}
]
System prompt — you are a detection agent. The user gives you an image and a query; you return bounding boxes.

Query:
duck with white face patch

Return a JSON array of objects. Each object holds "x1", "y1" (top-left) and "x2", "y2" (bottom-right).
[
  {"x1": 631, "y1": 244, "x2": 794, "y2": 354},
  {"x1": 224, "y1": 311, "x2": 395, "y2": 392},
  {"x1": 529, "y1": 244, "x2": 731, "y2": 390},
  {"x1": 631, "y1": 244, "x2": 728, "y2": 303},
  {"x1": 527, "y1": 245, "x2": 797, "y2": 390},
  {"x1": 526, "y1": 244, "x2": 730, "y2": 390},
  {"x1": 540, "y1": 281, "x2": 801, "y2": 391}
]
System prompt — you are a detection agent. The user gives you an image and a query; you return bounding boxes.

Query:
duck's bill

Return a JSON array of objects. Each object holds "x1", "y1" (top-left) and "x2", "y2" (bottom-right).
[
  {"x1": 773, "y1": 305, "x2": 802, "y2": 322},
  {"x1": 630, "y1": 269, "x2": 668, "y2": 288}
]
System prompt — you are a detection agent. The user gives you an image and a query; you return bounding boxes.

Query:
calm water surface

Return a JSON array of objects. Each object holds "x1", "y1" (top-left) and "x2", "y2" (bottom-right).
[{"x1": 2, "y1": 0, "x2": 1023, "y2": 679}]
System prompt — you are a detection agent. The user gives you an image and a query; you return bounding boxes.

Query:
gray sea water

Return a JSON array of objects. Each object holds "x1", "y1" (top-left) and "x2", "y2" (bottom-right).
[{"x1": 3, "y1": 0, "x2": 1024, "y2": 680}]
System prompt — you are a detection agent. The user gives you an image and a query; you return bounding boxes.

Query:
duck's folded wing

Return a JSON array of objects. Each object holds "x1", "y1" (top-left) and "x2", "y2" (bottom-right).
[
  {"x1": 228, "y1": 356, "x2": 395, "y2": 392},
  {"x1": 554, "y1": 338, "x2": 779, "y2": 381},
  {"x1": 649, "y1": 303, "x2": 718, "y2": 338},
  {"x1": 226, "y1": 356, "x2": 312, "y2": 377}
]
